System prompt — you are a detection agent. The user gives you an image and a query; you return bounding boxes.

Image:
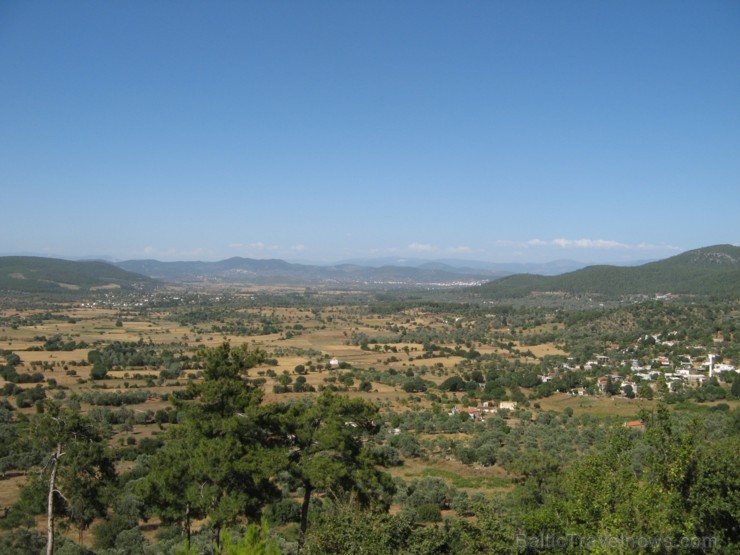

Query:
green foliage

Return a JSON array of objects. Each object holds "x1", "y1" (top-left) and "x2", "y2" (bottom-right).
[
  {"x1": 305, "y1": 505, "x2": 412, "y2": 555},
  {"x1": 264, "y1": 499, "x2": 301, "y2": 526},
  {"x1": 169, "y1": 520, "x2": 281, "y2": 555},
  {"x1": 687, "y1": 436, "x2": 740, "y2": 544},
  {"x1": 14, "y1": 384, "x2": 46, "y2": 408},
  {"x1": 415, "y1": 503, "x2": 442, "y2": 522},
  {"x1": 402, "y1": 376, "x2": 429, "y2": 393},
  {"x1": 88, "y1": 340, "x2": 176, "y2": 374},
  {"x1": 139, "y1": 342, "x2": 280, "y2": 537},
  {"x1": 516, "y1": 406, "x2": 740, "y2": 553},
  {"x1": 42, "y1": 334, "x2": 87, "y2": 352},
  {"x1": 216, "y1": 519, "x2": 281, "y2": 555},
  {"x1": 270, "y1": 391, "x2": 395, "y2": 543},
  {"x1": 10, "y1": 405, "x2": 117, "y2": 554},
  {"x1": 305, "y1": 497, "x2": 521, "y2": 555},
  {"x1": 438, "y1": 375, "x2": 466, "y2": 391},
  {"x1": 92, "y1": 491, "x2": 144, "y2": 550},
  {"x1": 732, "y1": 376, "x2": 740, "y2": 398},
  {"x1": 401, "y1": 477, "x2": 451, "y2": 512},
  {"x1": 0, "y1": 528, "x2": 47, "y2": 554},
  {"x1": 90, "y1": 365, "x2": 108, "y2": 380},
  {"x1": 75, "y1": 390, "x2": 148, "y2": 406},
  {"x1": 390, "y1": 432, "x2": 422, "y2": 458}
]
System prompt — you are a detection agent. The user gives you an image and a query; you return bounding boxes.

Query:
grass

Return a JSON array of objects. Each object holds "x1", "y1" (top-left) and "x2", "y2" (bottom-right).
[
  {"x1": 392, "y1": 457, "x2": 512, "y2": 492},
  {"x1": 535, "y1": 392, "x2": 656, "y2": 418},
  {"x1": 419, "y1": 468, "x2": 511, "y2": 489}
]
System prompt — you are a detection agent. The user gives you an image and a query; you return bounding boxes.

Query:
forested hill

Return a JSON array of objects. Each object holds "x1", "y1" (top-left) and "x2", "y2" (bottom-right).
[
  {"x1": 0, "y1": 256, "x2": 157, "y2": 295},
  {"x1": 474, "y1": 244, "x2": 740, "y2": 298}
]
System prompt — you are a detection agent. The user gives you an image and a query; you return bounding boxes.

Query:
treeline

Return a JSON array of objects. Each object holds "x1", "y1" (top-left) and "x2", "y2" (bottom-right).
[{"x1": 86, "y1": 340, "x2": 196, "y2": 380}]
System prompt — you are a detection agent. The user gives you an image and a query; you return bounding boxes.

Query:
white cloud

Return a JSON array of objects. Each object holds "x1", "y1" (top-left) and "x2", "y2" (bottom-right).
[
  {"x1": 552, "y1": 238, "x2": 628, "y2": 249},
  {"x1": 131, "y1": 246, "x2": 216, "y2": 260},
  {"x1": 634, "y1": 242, "x2": 683, "y2": 252},
  {"x1": 408, "y1": 243, "x2": 436, "y2": 252},
  {"x1": 521, "y1": 238, "x2": 683, "y2": 252},
  {"x1": 228, "y1": 241, "x2": 271, "y2": 251}
]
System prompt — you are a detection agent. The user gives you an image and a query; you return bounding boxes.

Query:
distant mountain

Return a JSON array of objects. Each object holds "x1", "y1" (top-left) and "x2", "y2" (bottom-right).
[
  {"x1": 0, "y1": 256, "x2": 157, "y2": 295},
  {"x1": 474, "y1": 244, "x2": 740, "y2": 298},
  {"x1": 333, "y1": 257, "x2": 591, "y2": 276},
  {"x1": 115, "y1": 257, "x2": 501, "y2": 285},
  {"x1": 3, "y1": 246, "x2": 736, "y2": 294}
]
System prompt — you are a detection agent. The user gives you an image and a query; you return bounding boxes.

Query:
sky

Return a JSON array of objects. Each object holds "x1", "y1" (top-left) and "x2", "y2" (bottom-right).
[{"x1": 1, "y1": 1, "x2": 738, "y2": 264}]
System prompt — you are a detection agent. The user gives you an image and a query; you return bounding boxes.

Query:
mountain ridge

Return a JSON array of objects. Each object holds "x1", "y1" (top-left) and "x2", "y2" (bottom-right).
[
  {"x1": 114, "y1": 257, "x2": 502, "y2": 285},
  {"x1": 472, "y1": 244, "x2": 740, "y2": 298},
  {"x1": 1, "y1": 244, "x2": 737, "y2": 296}
]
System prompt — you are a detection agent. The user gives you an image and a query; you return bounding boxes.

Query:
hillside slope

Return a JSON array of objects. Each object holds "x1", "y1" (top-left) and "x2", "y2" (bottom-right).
[
  {"x1": 0, "y1": 256, "x2": 157, "y2": 295},
  {"x1": 475, "y1": 244, "x2": 740, "y2": 298}
]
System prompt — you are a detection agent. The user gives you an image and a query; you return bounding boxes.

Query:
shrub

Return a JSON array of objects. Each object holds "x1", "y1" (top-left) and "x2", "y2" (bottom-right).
[
  {"x1": 265, "y1": 499, "x2": 301, "y2": 525},
  {"x1": 416, "y1": 503, "x2": 442, "y2": 522}
]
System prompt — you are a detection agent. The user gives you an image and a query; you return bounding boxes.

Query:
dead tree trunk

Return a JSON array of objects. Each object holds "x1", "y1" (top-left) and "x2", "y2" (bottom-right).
[{"x1": 46, "y1": 443, "x2": 62, "y2": 555}]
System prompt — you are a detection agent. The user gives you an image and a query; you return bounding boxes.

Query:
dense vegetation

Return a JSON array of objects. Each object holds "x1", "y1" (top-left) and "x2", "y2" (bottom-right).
[{"x1": 0, "y1": 262, "x2": 736, "y2": 553}]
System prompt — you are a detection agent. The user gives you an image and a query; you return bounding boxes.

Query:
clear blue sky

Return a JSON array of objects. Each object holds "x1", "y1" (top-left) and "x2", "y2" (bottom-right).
[{"x1": 1, "y1": 1, "x2": 738, "y2": 264}]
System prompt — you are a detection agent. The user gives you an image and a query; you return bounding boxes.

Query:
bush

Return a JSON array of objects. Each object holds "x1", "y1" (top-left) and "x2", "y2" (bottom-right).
[
  {"x1": 439, "y1": 376, "x2": 466, "y2": 392},
  {"x1": 0, "y1": 527, "x2": 46, "y2": 552},
  {"x1": 265, "y1": 498, "x2": 301, "y2": 525},
  {"x1": 372, "y1": 445, "x2": 402, "y2": 467},
  {"x1": 416, "y1": 503, "x2": 442, "y2": 522},
  {"x1": 402, "y1": 377, "x2": 428, "y2": 393},
  {"x1": 90, "y1": 366, "x2": 108, "y2": 380},
  {"x1": 138, "y1": 437, "x2": 164, "y2": 454},
  {"x1": 405, "y1": 477, "x2": 451, "y2": 511},
  {"x1": 15, "y1": 385, "x2": 46, "y2": 409},
  {"x1": 15, "y1": 373, "x2": 44, "y2": 384},
  {"x1": 390, "y1": 433, "x2": 422, "y2": 458}
]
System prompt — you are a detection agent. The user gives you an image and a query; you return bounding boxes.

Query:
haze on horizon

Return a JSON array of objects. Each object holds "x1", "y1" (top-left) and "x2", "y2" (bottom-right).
[{"x1": 1, "y1": 2, "x2": 738, "y2": 265}]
